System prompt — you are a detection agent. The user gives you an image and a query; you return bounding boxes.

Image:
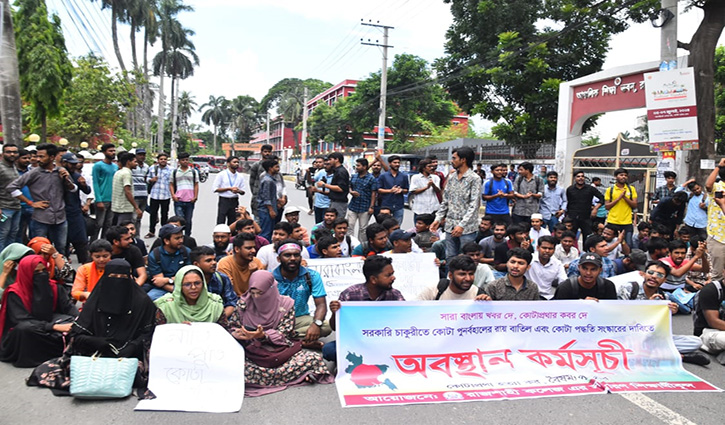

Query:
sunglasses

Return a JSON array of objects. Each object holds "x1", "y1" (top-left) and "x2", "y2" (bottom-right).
[{"x1": 645, "y1": 270, "x2": 665, "y2": 279}]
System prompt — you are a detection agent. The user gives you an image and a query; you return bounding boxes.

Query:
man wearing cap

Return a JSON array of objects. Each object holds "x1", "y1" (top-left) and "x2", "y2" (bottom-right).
[
  {"x1": 213, "y1": 155, "x2": 245, "y2": 225},
  {"x1": 111, "y1": 152, "x2": 143, "y2": 225},
  {"x1": 283, "y1": 206, "x2": 310, "y2": 246},
  {"x1": 61, "y1": 152, "x2": 91, "y2": 264},
  {"x1": 272, "y1": 239, "x2": 331, "y2": 348},
  {"x1": 387, "y1": 229, "x2": 415, "y2": 254},
  {"x1": 147, "y1": 223, "x2": 191, "y2": 300},
  {"x1": 612, "y1": 249, "x2": 648, "y2": 275},
  {"x1": 554, "y1": 252, "x2": 617, "y2": 300},
  {"x1": 131, "y1": 148, "x2": 149, "y2": 231},
  {"x1": 208, "y1": 223, "x2": 233, "y2": 262}
]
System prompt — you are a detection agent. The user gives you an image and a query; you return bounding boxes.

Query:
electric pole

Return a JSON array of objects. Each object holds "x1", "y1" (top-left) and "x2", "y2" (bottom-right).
[{"x1": 361, "y1": 20, "x2": 393, "y2": 154}]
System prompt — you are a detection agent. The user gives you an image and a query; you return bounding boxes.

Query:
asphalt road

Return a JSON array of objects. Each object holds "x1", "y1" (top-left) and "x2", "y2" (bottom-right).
[{"x1": 1, "y1": 175, "x2": 722, "y2": 424}]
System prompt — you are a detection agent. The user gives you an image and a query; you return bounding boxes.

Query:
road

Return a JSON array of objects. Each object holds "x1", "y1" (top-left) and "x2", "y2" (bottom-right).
[{"x1": 0, "y1": 175, "x2": 722, "y2": 424}]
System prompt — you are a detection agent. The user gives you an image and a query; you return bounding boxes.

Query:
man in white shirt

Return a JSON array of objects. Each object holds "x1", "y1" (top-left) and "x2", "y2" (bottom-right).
[
  {"x1": 257, "y1": 221, "x2": 310, "y2": 271},
  {"x1": 525, "y1": 235, "x2": 567, "y2": 299},
  {"x1": 332, "y1": 217, "x2": 359, "y2": 257},
  {"x1": 602, "y1": 223, "x2": 630, "y2": 260},
  {"x1": 213, "y1": 156, "x2": 245, "y2": 225},
  {"x1": 409, "y1": 158, "x2": 441, "y2": 221},
  {"x1": 554, "y1": 230, "x2": 579, "y2": 269}
]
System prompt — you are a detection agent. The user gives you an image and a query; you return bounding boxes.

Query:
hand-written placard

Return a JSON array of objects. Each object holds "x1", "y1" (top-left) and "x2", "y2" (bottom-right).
[
  {"x1": 306, "y1": 254, "x2": 439, "y2": 314},
  {"x1": 135, "y1": 323, "x2": 245, "y2": 413}
]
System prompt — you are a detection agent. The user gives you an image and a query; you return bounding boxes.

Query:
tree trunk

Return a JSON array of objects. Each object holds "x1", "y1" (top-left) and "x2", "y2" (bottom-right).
[
  {"x1": 157, "y1": 57, "x2": 166, "y2": 153},
  {"x1": 170, "y1": 76, "x2": 178, "y2": 159},
  {"x1": 686, "y1": 0, "x2": 725, "y2": 184},
  {"x1": 0, "y1": 0, "x2": 23, "y2": 146},
  {"x1": 143, "y1": 27, "x2": 151, "y2": 141},
  {"x1": 40, "y1": 109, "x2": 47, "y2": 143},
  {"x1": 111, "y1": 7, "x2": 127, "y2": 74},
  {"x1": 130, "y1": 21, "x2": 138, "y2": 71},
  {"x1": 213, "y1": 125, "x2": 218, "y2": 154}
]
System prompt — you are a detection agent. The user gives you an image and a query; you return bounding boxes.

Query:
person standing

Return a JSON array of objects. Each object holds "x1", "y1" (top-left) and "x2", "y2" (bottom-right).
[
  {"x1": 652, "y1": 171, "x2": 677, "y2": 205},
  {"x1": 346, "y1": 158, "x2": 378, "y2": 241},
  {"x1": 604, "y1": 168, "x2": 637, "y2": 247},
  {"x1": 676, "y1": 179, "x2": 708, "y2": 241},
  {"x1": 8, "y1": 144, "x2": 77, "y2": 253},
  {"x1": 0, "y1": 144, "x2": 21, "y2": 251},
  {"x1": 257, "y1": 159, "x2": 281, "y2": 242},
  {"x1": 213, "y1": 155, "x2": 245, "y2": 225},
  {"x1": 248, "y1": 144, "x2": 273, "y2": 216},
  {"x1": 539, "y1": 171, "x2": 567, "y2": 231},
  {"x1": 511, "y1": 162, "x2": 544, "y2": 226},
  {"x1": 481, "y1": 164, "x2": 514, "y2": 225},
  {"x1": 409, "y1": 158, "x2": 441, "y2": 222},
  {"x1": 15, "y1": 149, "x2": 34, "y2": 244},
  {"x1": 322, "y1": 152, "x2": 350, "y2": 218},
  {"x1": 131, "y1": 148, "x2": 149, "y2": 232},
  {"x1": 170, "y1": 152, "x2": 199, "y2": 235},
  {"x1": 91, "y1": 143, "x2": 117, "y2": 239},
  {"x1": 111, "y1": 152, "x2": 143, "y2": 226},
  {"x1": 377, "y1": 155, "x2": 409, "y2": 224},
  {"x1": 304, "y1": 157, "x2": 323, "y2": 215},
  {"x1": 60, "y1": 153, "x2": 91, "y2": 264},
  {"x1": 430, "y1": 147, "x2": 482, "y2": 260},
  {"x1": 706, "y1": 158, "x2": 725, "y2": 282},
  {"x1": 312, "y1": 157, "x2": 333, "y2": 223},
  {"x1": 565, "y1": 170, "x2": 604, "y2": 239},
  {"x1": 145, "y1": 152, "x2": 172, "y2": 238}
]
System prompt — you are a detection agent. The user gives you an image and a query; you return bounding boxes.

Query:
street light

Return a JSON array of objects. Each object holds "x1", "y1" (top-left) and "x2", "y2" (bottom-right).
[
  {"x1": 80, "y1": 142, "x2": 89, "y2": 149},
  {"x1": 59, "y1": 138, "x2": 68, "y2": 146},
  {"x1": 131, "y1": 142, "x2": 138, "y2": 148},
  {"x1": 27, "y1": 133, "x2": 40, "y2": 143},
  {"x1": 118, "y1": 139, "x2": 124, "y2": 146}
]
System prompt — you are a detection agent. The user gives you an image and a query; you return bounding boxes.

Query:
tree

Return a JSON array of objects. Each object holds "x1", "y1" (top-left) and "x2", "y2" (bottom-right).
[
  {"x1": 177, "y1": 90, "x2": 196, "y2": 134},
  {"x1": 94, "y1": 0, "x2": 130, "y2": 74},
  {"x1": 436, "y1": 0, "x2": 659, "y2": 148},
  {"x1": 228, "y1": 95, "x2": 261, "y2": 143},
  {"x1": 715, "y1": 45, "x2": 724, "y2": 154},
  {"x1": 199, "y1": 95, "x2": 227, "y2": 153},
  {"x1": 307, "y1": 99, "x2": 364, "y2": 148},
  {"x1": 0, "y1": 0, "x2": 24, "y2": 145},
  {"x1": 14, "y1": 0, "x2": 72, "y2": 142},
  {"x1": 347, "y1": 53, "x2": 458, "y2": 152}
]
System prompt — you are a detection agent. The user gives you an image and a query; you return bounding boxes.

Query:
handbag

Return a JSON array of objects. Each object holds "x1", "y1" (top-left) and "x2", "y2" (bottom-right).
[
  {"x1": 70, "y1": 352, "x2": 137, "y2": 399},
  {"x1": 244, "y1": 339, "x2": 302, "y2": 368}
]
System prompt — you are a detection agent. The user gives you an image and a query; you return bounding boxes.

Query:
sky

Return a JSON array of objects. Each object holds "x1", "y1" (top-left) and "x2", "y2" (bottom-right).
[{"x1": 46, "y1": 0, "x2": 724, "y2": 145}]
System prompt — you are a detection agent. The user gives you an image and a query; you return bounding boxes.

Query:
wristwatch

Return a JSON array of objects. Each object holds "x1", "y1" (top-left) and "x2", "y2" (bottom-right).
[{"x1": 314, "y1": 319, "x2": 323, "y2": 327}]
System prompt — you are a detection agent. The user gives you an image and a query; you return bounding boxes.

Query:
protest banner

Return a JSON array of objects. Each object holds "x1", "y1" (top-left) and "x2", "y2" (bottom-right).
[
  {"x1": 335, "y1": 300, "x2": 720, "y2": 407},
  {"x1": 306, "y1": 253, "x2": 438, "y2": 312},
  {"x1": 135, "y1": 323, "x2": 245, "y2": 413}
]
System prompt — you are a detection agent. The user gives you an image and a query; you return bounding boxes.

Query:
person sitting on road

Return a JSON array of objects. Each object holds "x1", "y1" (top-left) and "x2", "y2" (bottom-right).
[
  {"x1": 229, "y1": 270, "x2": 333, "y2": 396},
  {"x1": 332, "y1": 218, "x2": 359, "y2": 257},
  {"x1": 154, "y1": 265, "x2": 226, "y2": 325},
  {"x1": 272, "y1": 239, "x2": 331, "y2": 349},
  {"x1": 258, "y1": 222, "x2": 308, "y2": 271},
  {"x1": 567, "y1": 234, "x2": 616, "y2": 279},
  {"x1": 207, "y1": 223, "x2": 233, "y2": 262},
  {"x1": 229, "y1": 218, "x2": 269, "y2": 251},
  {"x1": 0, "y1": 243, "x2": 33, "y2": 299},
  {"x1": 106, "y1": 225, "x2": 148, "y2": 286},
  {"x1": 525, "y1": 235, "x2": 567, "y2": 300},
  {"x1": 150, "y1": 215, "x2": 197, "y2": 251},
  {"x1": 71, "y1": 239, "x2": 112, "y2": 302},
  {"x1": 190, "y1": 246, "x2": 238, "y2": 318},
  {"x1": 460, "y1": 242, "x2": 495, "y2": 290},
  {"x1": 217, "y1": 232, "x2": 263, "y2": 296},
  {"x1": 417, "y1": 255, "x2": 487, "y2": 300},
  {"x1": 27, "y1": 237, "x2": 74, "y2": 284},
  {"x1": 479, "y1": 248, "x2": 540, "y2": 301},
  {"x1": 146, "y1": 224, "x2": 191, "y2": 301},
  {"x1": 351, "y1": 223, "x2": 391, "y2": 257},
  {"x1": 310, "y1": 208, "x2": 338, "y2": 243},
  {"x1": 555, "y1": 252, "x2": 616, "y2": 300}
]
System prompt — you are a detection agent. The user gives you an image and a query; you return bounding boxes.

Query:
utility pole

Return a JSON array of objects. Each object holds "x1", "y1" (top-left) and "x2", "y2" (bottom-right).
[
  {"x1": 301, "y1": 86, "x2": 309, "y2": 162},
  {"x1": 361, "y1": 20, "x2": 393, "y2": 154}
]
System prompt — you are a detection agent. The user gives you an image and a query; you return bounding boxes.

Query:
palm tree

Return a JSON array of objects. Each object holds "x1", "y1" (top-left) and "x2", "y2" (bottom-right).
[
  {"x1": 164, "y1": 35, "x2": 198, "y2": 157},
  {"x1": 199, "y1": 95, "x2": 228, "y2": 154},
  {"x1": 94, "y1": 0, "x2": 130, "y2": 74},
  {"x1": 0, "y1": 0, "x2": 23, "y2": 145},
  {"x1": 277, "y1": 86, "x2": 306, "y2": 153},
  {"x1": 177, "y1": 90, "x2": 196, "y2": 134},
  {"x1": 229, "y1": 95, "x2": 262, "y2": 143},
  {"x1": 141, "y1": 0, "x2": 159, "y2": 140}
]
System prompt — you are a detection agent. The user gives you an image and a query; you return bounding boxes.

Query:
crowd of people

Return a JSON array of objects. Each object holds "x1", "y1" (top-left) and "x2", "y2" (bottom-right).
[{"x1": 1, "y1": 140, "x2": 725, "y2": 401}]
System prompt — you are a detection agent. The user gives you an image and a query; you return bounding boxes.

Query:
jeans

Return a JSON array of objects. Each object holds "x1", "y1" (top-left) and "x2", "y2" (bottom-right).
[
  {"x1": 174, "y1": 201, "x2": 196, "y2": 235},
  {"x1": 93, "y1": 202, "x2": 113, "y2": 240},
  {"x1": 314, "y1": 206, "x2": 327, "y2": 224},
  {"x1": 544, "y1": 215, "x2": 559, "y2": 231},
  {"x1": 30, "y1": 220, "x2": 68, "y2": 256},
  {"x1": 346, "y1": 209, "x2": 371, "y2": 241},
  {"x1": 392, "y1": 208, "x2": 404, "y2": 225},
  {"x1": 216, "y1": 197, "x2": 238, "y2": 225},
  {"x1": 147, "y1": 287, "x2": 170, "y2": 301},
  {"x1": 607, "y1": 223, "x2": 633, "y2": 248},
  {"x1": 148, "y1": 198, "x2": 170, "y2": 234},
  {"x1": 487, "y1": 213, "x2": 511, "y2": 227},
  {"x1": 443, "y1": 230, "x2": 477, "y2": 261},
  {"x1": 258, "y1": 207, "x2": 276, "y2": 242},
  {"x1": 18, "y1": 209, "x2": 33, "y2": 244},
  {"x1": 0, "y1": 208, "x2": 21, "y2": 253}
]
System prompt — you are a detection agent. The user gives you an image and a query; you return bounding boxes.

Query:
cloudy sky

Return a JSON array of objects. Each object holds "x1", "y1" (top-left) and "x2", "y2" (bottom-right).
[{"x1": 47, "y1": 0, "x2": 722, "y2": 144}]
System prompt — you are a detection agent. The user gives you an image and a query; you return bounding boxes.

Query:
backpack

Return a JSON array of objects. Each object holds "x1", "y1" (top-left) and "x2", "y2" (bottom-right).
[
  {"x1": 150, "y1": 246, "x2": 190, "y2": 272},
  {"x1": 146, "y1": 165, "x2": 159, "y2": 191},
  {"x1": 605, "y1": 184, "x2": 635, "y2": 202},
  {"x1": 435, "y1": 278, "x2": 486, "y2": 300},
  {"x1": 484, "y1": 178, "x2": 513, "y2": 197},
  {"x1": 566, "y1": 275, "x2": 610, "y2": 299},
  {"x1": 513, "y1": 175, "x2": 542, "y2": 197},
  {"x1": 172, "y1": 167, "x2": 198, "y2": 192},
  {"x1": 692, "y1": 281, "x2": 725, "y2": 326}
]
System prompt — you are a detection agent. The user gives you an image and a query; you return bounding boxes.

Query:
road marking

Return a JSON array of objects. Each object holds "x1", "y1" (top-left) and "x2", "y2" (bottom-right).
[{"x1": 620, "y1": 393, "x2": 697, "y2": 425}]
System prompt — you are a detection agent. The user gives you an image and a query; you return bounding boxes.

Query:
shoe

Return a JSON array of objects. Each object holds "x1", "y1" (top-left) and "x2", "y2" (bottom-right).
[
  {"x1": 144, "y1": 232, "x2": 155, "y2": 239},
  {"x1": 682, "y1": 353, "x2": 711, "y2": 366},
  {"x1": 307, "y1": 210, "x2": 313, "y2": 215}
]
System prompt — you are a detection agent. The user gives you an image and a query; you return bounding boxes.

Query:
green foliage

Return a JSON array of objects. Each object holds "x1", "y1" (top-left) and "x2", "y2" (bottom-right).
[
  {"x1": 307, "y1": 99, "x2": 364, "y2": 148},
  {"x1": 716, "y1": 45, "x2": 725, "y2": 154},
  {"x1": 228, "y1": 95, "x2": 262, "y2": 143},
  {"x1": 581, "y1": 134, "x2": 601, "y2": 147},
  {"x1": 345, "y1": 53, "x2": 457, "y2": 152},
  {"x1": 436, "y1": 0, "x2": 660, "y2": 146},
  {"x1": 14, "y1": 0, "x2": 72, "y2": 139}
]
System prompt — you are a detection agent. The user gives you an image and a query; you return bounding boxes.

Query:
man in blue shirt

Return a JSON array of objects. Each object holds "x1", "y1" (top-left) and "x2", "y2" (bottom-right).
[
  {"x1": 272, "y1": 239, "x2": 331, "y2": 348},
  {"x1": 481, "y1": 163, "x2": 514, "y2": 226},
  {"x1": 147, "y1": 223, "x2": 191, "y2": 300},
  {"x1": 539, "y1": 171, "x2": 568, "y2": 231},
  {"x1": 312, "y1": 157, "x2": 332, "y2": 223},
  {"x1": 676, "y1": 179, "x2": 708, "y2": 241},
  {"x1": 190, "y1": 246, "x2": 239, "y2": 318},
  {"x1": 377, "y1": 155, "x2": 409, "y2": 224},
  {"x1": 347, "y1": 158, "x2": 378, "y2": 241}
]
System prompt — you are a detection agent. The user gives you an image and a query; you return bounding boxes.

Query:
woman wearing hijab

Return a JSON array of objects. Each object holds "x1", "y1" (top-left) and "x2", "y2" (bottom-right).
[
  {"x1": 229, "y1": 270, "x2": 333, "y2": 396},
  {"x1": 0, "y1": 243, "x2": 34, "y2": 298},
  {"x1": 154, "y1": 265, "x2": 226, "y2": 325},
  {"x1": 0, "y1": 255, "x2": 78, "y2": 367},
  {"x1": 27, "y1": 259, "x2": 157, "y2": 393},
  {"x1": 27, "y1": 237, "x2": 74, "y2": 284}
]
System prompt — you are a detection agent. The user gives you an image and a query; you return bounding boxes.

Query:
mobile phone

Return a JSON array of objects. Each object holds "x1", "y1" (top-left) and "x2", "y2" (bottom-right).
[
  {"x1": 0, "y1": 213, "x2": 7, "y2": 223},
  {"x1": 243, "y1": 325, "x2": 257, "y2": 332},
  {"x1": 716, "y1": 191, "x2": 724, "y2": 199}
]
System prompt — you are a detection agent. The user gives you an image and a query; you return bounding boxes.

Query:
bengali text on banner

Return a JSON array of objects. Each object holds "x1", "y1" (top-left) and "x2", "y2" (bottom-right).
[{"x1": 335, "y1": 300, "x2": 720, "y2": 407}]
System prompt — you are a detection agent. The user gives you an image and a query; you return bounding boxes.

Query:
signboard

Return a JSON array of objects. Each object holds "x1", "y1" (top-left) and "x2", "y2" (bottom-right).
[
  {"x1": 136, "y1": 323, "x2": 246, "y2": 413},
  {"x1": 644, "y1": 68, "x2": 699, "y2": 152},
  {"x1": 570, "y1": 72, "x2": 648, "y2": 131},
  {"x1": 335, "y1": 301, "x2": 720, "y2": 407},
  {"x1": 655, "y1": 151, "x2": 676, "y2": 189}
]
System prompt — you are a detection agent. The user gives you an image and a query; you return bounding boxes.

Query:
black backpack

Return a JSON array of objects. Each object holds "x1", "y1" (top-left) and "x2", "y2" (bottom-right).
[
  {"x1": 172, "y1": 167, "x2": 198, "y2": 192},
  {"x1": 435, "y1": 278, "x2": 486, "y2": 300},
  {"x1": 692, "y1": 281, "x2": 725, "y2": 326},
  {"x1": 566, "y1": 275, "x2": 612, "y2": 299}
]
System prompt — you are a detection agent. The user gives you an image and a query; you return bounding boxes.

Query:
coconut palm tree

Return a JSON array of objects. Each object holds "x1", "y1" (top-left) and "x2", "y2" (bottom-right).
[
  {"x1": 0, "y1": 0, "x2": 23, "y2": 145},
  {"x1": 199, "y1": 95, "x2": 228, "y2": 154},
  {"x1": 94, "y1": 0, "x2": 130, "y2": 74},
  {"x1": 177, "y1": 90, "x2": 196, "y2": 134},
  {"x1": 162, "y1": 35, "x2": 198, "y2": 157},
  {"x1": 229, "y1": 95, "x2": 262, "y2": 143}
]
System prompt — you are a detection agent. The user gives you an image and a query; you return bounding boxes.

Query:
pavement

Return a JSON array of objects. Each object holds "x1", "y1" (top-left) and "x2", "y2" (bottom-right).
[{"x1": 1, "y1": 175, "x2": 723, "y2": 424}]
